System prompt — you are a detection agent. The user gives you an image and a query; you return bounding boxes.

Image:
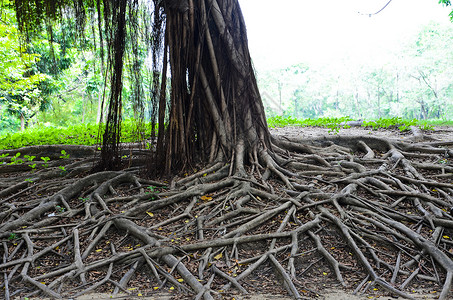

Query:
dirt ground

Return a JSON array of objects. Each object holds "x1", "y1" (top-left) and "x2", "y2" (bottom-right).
[
  {"x1": 269, "y1": 125, "x2": 453, "y2": 142},
  {"x1": 33, "y1": 290, "x2": 438, "y2": 300}
]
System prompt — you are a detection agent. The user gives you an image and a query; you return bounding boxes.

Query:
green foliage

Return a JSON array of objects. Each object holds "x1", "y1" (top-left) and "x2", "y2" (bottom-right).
[
  {"x1": 40, "y1": 156, "x2": 50, "y2": 167},
  {"x1": 8, "y1": 232, "x2": 18, "y2": 240},
  {"x1": 267, "y1": 116, "x2": 353, "y2": 129},
  {"x1": 55, "y1": 205, "x2": 65, "y2": 213},
  {"x1": 439, "y1": 0, "x2": 453, "y2": 20},
  {"x1": 9, "y1": 152, "x2": 23, "y2": 165},
  {"x1": 268, "y1": 116, "x2": 442, "y2": 133},
  {"x1": 58, "y1": 165, "x2": 67, "y2": 175},
  {"x1": 0, "y1": 5, "x2": 51, "y2": 130},
  {"x1": 59, "y1": 150, "x2": 70, "y2": 159},
  {"x1": 24, "y1": 155, "x2": 35, "y2": 161},
  {"x1": 0, "y1": 119, "x2": 154, "y2": 149}
]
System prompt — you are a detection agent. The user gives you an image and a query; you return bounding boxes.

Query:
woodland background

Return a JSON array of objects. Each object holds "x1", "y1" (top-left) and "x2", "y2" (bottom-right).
[{"x1": 1, "y1": 2, "x2": 453, "y2": 136}]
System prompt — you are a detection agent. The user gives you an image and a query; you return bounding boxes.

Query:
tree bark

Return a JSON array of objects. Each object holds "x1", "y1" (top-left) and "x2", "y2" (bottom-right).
[{"x1": 160, "y1": 0, "x2": 270, "y2": 174}]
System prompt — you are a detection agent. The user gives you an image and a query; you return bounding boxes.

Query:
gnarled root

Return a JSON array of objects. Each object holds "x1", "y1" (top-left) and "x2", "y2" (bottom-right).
[{"x1": 1, "y1": 129, "x2": 453, "y2": 299}]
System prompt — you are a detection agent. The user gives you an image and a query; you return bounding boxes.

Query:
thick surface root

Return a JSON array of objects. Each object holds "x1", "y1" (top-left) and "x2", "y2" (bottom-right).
[{"x1": 1, "y1": 130, "x2": 453, "y2": 299}]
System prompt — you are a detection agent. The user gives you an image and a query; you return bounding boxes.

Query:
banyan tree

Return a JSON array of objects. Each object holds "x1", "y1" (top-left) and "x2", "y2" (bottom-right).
[{"x1": 1, "y1": 1, "x2": 453, "y2": 299}]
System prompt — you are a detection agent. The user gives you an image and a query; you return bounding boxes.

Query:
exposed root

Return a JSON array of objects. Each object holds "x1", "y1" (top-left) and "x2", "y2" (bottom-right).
[{"x1": 1, "y1": 130, "x2": 453, "y2": 299}]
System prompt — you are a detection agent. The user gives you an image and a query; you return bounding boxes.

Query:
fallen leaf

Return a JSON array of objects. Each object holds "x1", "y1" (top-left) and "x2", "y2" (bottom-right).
[
  {"x1": 146, "y1": 212, "x2": 154, "y2": 217},
  {"x1": 177, "y1": 278, "x2": 184, "y2": 282},
  {"x1": 170, "y1": 286, "x2": 175, "y2": 290},
  {"x1": 214, "y1": 253, "x2": 223, "y2": 260},
  {"x1": 200, "y1": 195, "x2": 213, "y2": 201}
]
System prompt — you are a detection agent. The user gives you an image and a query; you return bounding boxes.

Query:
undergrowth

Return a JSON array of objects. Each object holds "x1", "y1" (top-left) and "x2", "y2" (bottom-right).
[
  {"x1": 0, "y1": 120, "x2": 154, "y2": 150},
  {"x1": 0, "y1": 117, "x2": 449, "y2": 150},
  {"x1": 268, "y1": 116, "x2": 443, "y2": 133}
]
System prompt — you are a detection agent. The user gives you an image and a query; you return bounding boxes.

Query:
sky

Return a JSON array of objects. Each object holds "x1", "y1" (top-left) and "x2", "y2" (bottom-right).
[{"x1": 239, "y1": 0, "x2": 453, "y2": 70}]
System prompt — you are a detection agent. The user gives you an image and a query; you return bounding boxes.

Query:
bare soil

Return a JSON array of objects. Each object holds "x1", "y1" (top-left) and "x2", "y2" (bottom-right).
[{"x1": 270, "y1": 125, "x2": 453, "y2": 142}]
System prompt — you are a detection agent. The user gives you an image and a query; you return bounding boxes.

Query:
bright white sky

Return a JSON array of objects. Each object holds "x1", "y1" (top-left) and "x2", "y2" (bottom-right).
[{"x1": 239, "y1": 0, "x2": 453, "y2": 70}]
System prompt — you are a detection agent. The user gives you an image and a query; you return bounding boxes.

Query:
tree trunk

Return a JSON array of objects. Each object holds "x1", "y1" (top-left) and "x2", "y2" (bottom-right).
[
  {"x1": 20, "y1": 113, "x2": 25, "y2": 131},
  {"x1": 159, "y1": 0, "x2": 270, "y2": 174}
]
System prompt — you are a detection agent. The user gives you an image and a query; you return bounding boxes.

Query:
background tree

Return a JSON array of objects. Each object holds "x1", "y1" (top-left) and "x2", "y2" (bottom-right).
[{"x1": 0, "y1": 4, "x2": 49, "y2": 132}]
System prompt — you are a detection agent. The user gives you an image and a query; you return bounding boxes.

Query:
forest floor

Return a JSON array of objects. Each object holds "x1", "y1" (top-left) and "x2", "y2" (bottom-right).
[
  {"x1": 1, "y1": 125, "x2": 453, "y2": 300},
  {"x1": 270, "y1": 125, "x2": 453, "y2": 143}
]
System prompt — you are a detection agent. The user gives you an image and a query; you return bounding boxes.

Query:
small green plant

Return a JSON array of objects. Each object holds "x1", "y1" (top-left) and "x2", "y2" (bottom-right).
[
  {"x1": 55, "y1": 205, "x2": 65, "y2": 213},
  {"x1": 29, "y1": 163, "x2": 37, "y2": 172},
  {"x1": 327, "y1": 124, "x2": 340, "y2": 134},
  {"x1": 0, "y1": 153, "x2": 8, "y2": 158},
  {"x1": 79, "y1": 197, "x2": 88, "y2": 203},
  {"x1": 419, "y1": 123, "x2": 435, "y2": 131},
  {"x1": 8, "y1": 232, "x2": 17, "y2": 240},
  {"x1": 59, "y1": 150, "x2": 70, "y2": 159},
  {"x1": 9, "y1": 152, "x2": 23, "y2": 165},
  {"x1": 145, "y1": 186, "x2": 159, "y2": 200},
  {"x1": 58, "y1": 166, "x2": 68, "y2": 176},
  {"x1": 41, "y1": 156, "x2": 50, "y2": 167},
  {"x1": 24, "y1": 178, "x2": 34, "y2": 183},
  {"x1": 24, "y1": 155, "x2": 36, "y2": 161}
]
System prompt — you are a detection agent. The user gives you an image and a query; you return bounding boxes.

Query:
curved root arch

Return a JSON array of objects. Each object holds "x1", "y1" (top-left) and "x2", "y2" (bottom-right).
[{"x1": 1, "y1": 131, "x2": 453, "y2": 299}]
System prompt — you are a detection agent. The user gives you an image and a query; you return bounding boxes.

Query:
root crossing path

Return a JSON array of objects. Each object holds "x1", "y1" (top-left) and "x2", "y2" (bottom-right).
[{"x1": 1, "y1": 127, "x2": 453, "y2": 299}]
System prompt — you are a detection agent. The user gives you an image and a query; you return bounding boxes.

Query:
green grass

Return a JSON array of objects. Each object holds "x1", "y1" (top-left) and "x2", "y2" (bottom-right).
[
  {"x1": 0, "y1": 120, "x2": 154, "y2": 150},
  {"x1": 267, "y1": 116, "x2": 352, "y2": 128},
  {"x1": 267, "y1": 116, "x2": 445, "y2": 132},
  {"x1": 1, "y1": 117, "x2": 450, "y2": 150}
]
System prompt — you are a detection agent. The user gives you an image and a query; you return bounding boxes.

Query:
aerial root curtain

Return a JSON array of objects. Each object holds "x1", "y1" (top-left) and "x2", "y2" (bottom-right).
[{"x1": 157, "y1": 0, "x2": 271, "y2": 174}]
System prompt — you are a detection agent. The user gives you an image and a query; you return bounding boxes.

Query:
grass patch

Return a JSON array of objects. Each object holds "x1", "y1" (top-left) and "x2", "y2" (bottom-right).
[
  {"x1": 268, "y1": 116, "x2": 444, "y2": 132},
  {"x1": 0, "y1": 120, "x2": 154, "y2": 150}
]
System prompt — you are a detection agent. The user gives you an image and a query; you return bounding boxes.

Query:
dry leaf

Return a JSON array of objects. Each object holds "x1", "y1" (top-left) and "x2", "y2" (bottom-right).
[{"x1": 201, "y1": 195, "x2": 213, "y2": 201}]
